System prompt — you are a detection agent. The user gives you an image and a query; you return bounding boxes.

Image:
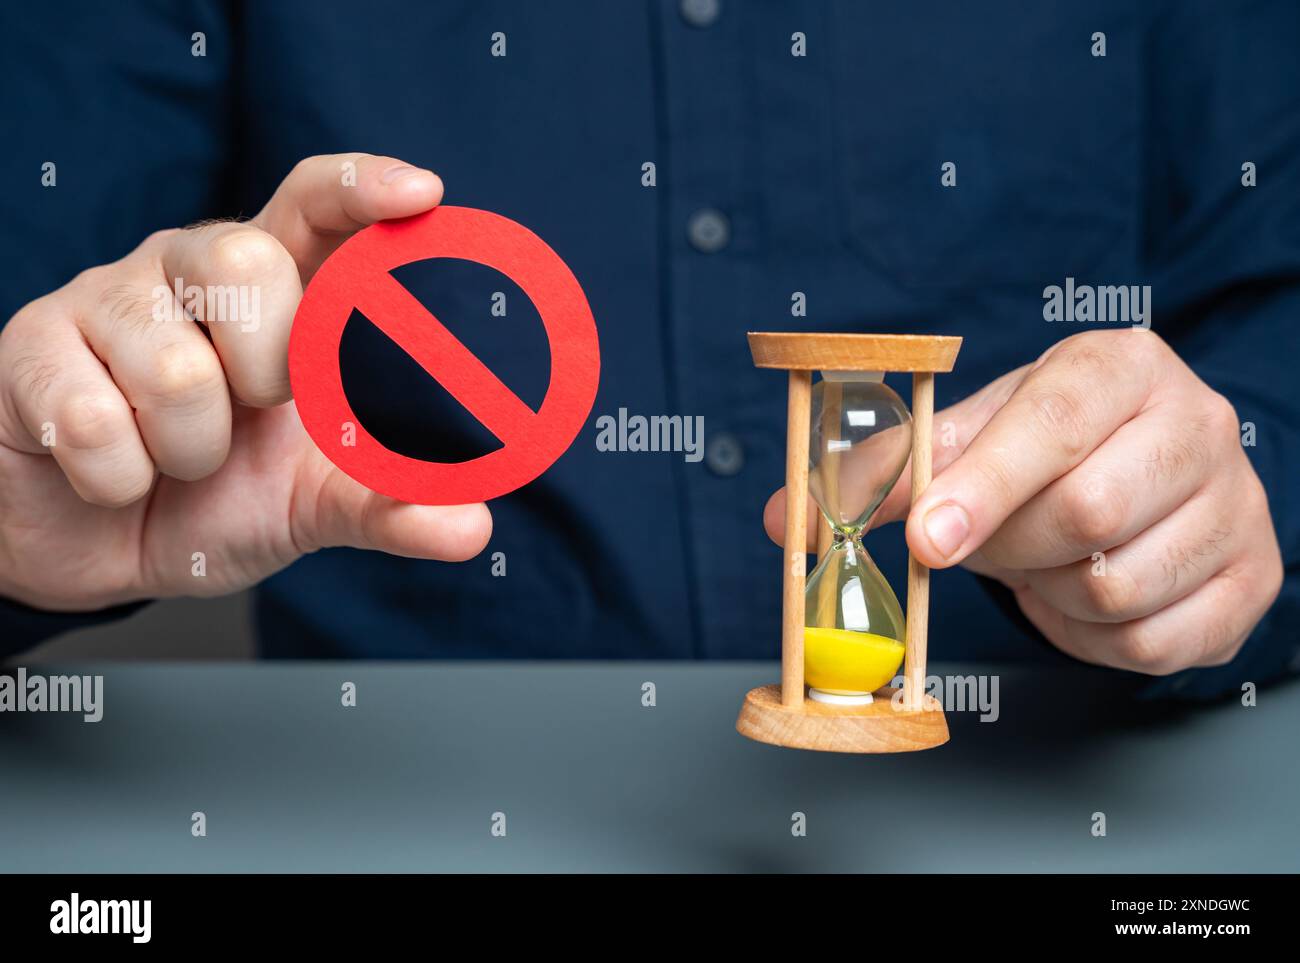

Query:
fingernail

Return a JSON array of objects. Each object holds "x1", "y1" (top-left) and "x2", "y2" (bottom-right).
[
  {"x1": 380, "y1": 164, "x2": 431, "y2": 184},
  {"x1": 923, "y1": 503, "x2": 970, "y2": 560}
]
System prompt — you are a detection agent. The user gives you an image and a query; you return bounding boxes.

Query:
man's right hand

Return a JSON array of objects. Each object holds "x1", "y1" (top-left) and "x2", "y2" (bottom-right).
[{"x1": 0, "y1": 153, "x2": 492, "y2": 613}]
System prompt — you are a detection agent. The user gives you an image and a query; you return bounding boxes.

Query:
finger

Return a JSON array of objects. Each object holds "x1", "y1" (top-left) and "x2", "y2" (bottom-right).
[
  {"x1": 906, "y1": 330, "x2": 1166, "y2": 569},
  {"x1": 762, "y1": 487, "x2": 820, "y2": 551},
  {"x1": 252, "y1": 153, "x2": 444, "y2": 281},
  {"x1": 158, "y1": 222, "x2": 301, "y2": 407},
  {"x1": 296, "y1": 445, "x2": 493, "y2": 562},
  {"x1": 979, "y1": 393, "x2": 1228, "y2": 570},
  {"x1": 761, "y1": 364, "x2": 1032, "y2": 549},
  {"x1": 955, "y1": 547, "x2": 1025, "y2": 585},
  {"x1": 72, "y1": 255, "x2": 233, "y2": 480},
  {"x1": 1016, "y1": 552, "x2": 1276, "y2": 675},
  {"x1": 1018, "y1": 473, "x2": 1245, "y2": 623},
  {"x1": 4, "y1": 310, "x2": 155, "y2": 507}
]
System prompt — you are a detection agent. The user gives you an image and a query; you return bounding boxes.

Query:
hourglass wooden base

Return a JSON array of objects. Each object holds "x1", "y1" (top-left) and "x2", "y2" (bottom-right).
[
  {"x1": 739, "y1": 332, "x2": 962, "y2": 755},
  {"x1": 737, "y1": 685, "x2": 949, "y2": 753}
]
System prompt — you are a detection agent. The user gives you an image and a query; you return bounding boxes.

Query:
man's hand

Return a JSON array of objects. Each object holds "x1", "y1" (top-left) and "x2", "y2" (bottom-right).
[
  {"x1": 765, "y1": 329, "x2": 1283, "y2": 676},
  {"x1": 0, "y1": 153, "x2": 492, "y2": 612}
]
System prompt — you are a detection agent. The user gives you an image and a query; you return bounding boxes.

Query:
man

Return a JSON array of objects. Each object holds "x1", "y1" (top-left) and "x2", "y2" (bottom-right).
[{"x1": 1, "y1": 1, "x2": 1295, "y2": 698}]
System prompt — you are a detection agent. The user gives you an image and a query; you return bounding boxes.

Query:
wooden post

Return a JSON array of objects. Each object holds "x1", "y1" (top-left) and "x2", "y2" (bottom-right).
[
  {"x1": 904, "y1": 371, "x2": 934, "y2": 711},
  {"x1": 782, "y1": 370, "x2": 812, "y2": 707}
]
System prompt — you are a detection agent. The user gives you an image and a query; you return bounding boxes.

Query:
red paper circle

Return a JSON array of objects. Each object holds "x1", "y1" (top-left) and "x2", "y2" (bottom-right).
[{"x1": 288, "y1": 206, "x2": 600, "y2": 505}]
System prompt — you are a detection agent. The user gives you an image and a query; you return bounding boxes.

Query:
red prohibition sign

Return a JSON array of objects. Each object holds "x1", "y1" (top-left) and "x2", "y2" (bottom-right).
[{"x1": 289, "y1": 206, "x2": 600, "y2": 505}]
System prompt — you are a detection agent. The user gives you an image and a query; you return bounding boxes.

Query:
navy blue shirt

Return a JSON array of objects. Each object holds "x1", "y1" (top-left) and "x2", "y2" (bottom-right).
[{"x1": 3, "y1": 1, "x2": 1298, "y2": 697}]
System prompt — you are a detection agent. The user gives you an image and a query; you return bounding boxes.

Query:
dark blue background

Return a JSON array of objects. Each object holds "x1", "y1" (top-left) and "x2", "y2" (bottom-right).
[{"x1": 2, "y1": 1, "x2": 1297, "y2": 698}]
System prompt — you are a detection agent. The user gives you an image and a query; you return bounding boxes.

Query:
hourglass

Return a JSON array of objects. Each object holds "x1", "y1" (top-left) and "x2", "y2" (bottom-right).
[{"x1": 737, "y1": 333, "x2": 962, "y2": 753}]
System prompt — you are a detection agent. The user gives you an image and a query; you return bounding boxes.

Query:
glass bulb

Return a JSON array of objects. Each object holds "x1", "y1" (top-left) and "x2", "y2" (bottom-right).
[{"x1": 804, "y1": 373, "x2": 911, "y2": 705}]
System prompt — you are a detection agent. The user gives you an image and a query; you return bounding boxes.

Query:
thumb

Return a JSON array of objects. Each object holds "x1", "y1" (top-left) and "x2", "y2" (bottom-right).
[
  {"x1": 297, "y1": 452, "x2": 493, "y2": 562},
  {"x1": 253, "y1": 153, "x2": 445, "y2": 283},
  {"x1": 871, "y1": 363, "x2": 1030, "y2": 528}
]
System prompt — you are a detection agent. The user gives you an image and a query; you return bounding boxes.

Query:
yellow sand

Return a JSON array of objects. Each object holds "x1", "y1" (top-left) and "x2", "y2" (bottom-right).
[{"x1": 804, "y1": 626, "x2": 905, "y2": 694}]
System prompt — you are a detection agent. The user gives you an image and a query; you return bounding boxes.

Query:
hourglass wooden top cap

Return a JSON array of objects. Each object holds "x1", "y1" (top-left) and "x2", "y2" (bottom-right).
[{"x1": 747, "y1": 333, "x2": 962, "y2": 372}]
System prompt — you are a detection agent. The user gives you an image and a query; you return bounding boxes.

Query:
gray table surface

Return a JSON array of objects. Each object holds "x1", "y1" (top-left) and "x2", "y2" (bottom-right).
[{"x1": 1, "y1": 661, "x2": 1295, "y2": 873}]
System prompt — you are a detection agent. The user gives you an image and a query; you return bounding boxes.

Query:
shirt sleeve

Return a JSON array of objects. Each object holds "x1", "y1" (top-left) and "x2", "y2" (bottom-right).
[
  {"x1": 1137, "y1": 0, "x2": 1300, "y2": 698},
  {"x1": 0, "y1": 1, "x2": 235, "y2": 654}
]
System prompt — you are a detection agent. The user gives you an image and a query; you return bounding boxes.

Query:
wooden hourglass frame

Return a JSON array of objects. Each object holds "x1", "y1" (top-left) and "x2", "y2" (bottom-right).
[{"x1": 737, "y1": 332, "x2": 962, "y2": 753}]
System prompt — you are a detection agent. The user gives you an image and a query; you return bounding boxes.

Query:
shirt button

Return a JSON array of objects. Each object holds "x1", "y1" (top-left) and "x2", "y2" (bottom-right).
[
  {"x1": 680, "y1": 0, "x2": 721, "y2": 28},
  {"x1": 705, "y1": 432, "x2": 744, "y2": 476},
  {"x1": 687, "y1": 208, "x2": 730, "y2": 253}
]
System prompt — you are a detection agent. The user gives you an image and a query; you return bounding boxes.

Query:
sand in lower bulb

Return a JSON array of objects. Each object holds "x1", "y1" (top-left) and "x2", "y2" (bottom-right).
[{"x1": 804, "y1": 626, "x2": 905, "y2": 705}]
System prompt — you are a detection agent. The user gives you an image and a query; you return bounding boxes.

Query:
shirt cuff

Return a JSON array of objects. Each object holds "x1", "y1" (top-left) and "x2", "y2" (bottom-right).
[{"x1": 0, "y1": 594, "x2": 150, "y2": 659}]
